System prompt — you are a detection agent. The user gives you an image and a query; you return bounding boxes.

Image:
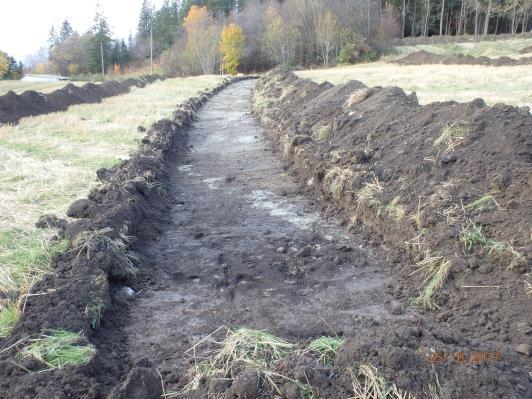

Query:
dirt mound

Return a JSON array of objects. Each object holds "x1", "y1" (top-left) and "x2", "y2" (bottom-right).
[
  {"x1": 520, "y1": 44, "x2": 532, "y2": 54},
  {"x1": 0, "y1": 76, "x2": 249, "y2": 399},
  {"x1": 0, "y1": 74, "x2": 163, "y2": 125},
  {"x1": 394, "y1": 49, "x2": 532, "y2": 66},
  {"x1": 396, "y1": 32, "x2": 532, "y2": 46},
  {"x1": 250, "y1": 68, "x2": 532, "y2": 397}
]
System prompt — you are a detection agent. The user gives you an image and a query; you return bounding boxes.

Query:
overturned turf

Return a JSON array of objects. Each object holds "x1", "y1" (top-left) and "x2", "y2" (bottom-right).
[
  {"x1": 394, "y1": 49, "x2": 532, "y2": 66},
  {"x1": 0, "y1": 76, "x2": 249, "y2": 399},
  {"x1": 0, "y1": 74, "x2": 162, "y2": 125},
  {"x1": 251, "y1": 68, "x2": 532, "y2": 398}
]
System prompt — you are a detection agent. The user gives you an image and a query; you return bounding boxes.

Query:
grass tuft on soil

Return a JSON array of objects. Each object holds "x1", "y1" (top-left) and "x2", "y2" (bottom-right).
[
  {"x1": 0, "y1": 304, "x2": 19, "y2": 338},
  {"x1": 408, "y1": 252, "x2": 452, "y2": 310},
  {"x1": 348, "y1": 364, "x2": 415, "y2": 399},
  {"x1": 459, "y1": 221, "x2": 525, "y2": 267},
  {"x1": 307, "y1": 336, "x2": 344, "y2": 364},
  {"x1": 433, "y1": 123, "x2": 470, "y2": 155},
  {"x1": 21, "y1": 329, "x2": 95, "y2": 369}
]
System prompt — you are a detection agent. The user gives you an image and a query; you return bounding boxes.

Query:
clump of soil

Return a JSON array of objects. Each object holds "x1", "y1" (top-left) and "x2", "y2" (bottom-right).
[
  {"x1": 394, "y1": 49, "x2": 532, "y2": 66},
  {"x1": 250, "y1": 67, "x2": 532, "y2": 397},
  {"x1": 0, "y1": 74, "x2": 163, "y2": 125},
  {"x1": 0, "y1": 77, "x2": 248, "y2": 399}
]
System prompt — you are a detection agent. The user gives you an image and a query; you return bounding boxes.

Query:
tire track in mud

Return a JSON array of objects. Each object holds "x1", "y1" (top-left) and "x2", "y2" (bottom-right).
[{"x1": 125, "y1": 81, "x2": 411, "y2": 389}]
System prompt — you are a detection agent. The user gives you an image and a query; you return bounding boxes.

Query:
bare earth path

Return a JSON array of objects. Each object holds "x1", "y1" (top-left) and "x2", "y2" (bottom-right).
[{"x1": 124, "y1": 80, "x2": 410, "y2": 391}]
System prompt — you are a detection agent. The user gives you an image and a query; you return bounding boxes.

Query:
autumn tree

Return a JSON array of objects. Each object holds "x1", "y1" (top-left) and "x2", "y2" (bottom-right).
[
  {"x1": 316, "y1": 10, "x2": 342, "y2": 66},
  {"x1": 183, "y1": 5, "x2": 219, "y2": 74},
  {"x1": 0, "y1": 52, "x2": 9, "y2": 79},
  {"x1": 220, "y1": 23, "x2": 244, "y2": 74},
  {"x1": 263, "y1": 5, "x2": 299, "y2": 66}
]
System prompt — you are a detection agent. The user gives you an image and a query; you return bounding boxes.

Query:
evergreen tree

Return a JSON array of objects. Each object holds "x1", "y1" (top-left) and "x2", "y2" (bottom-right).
[
  {"x1": 153, "y1": 0, "x2": 179, "y2": 52},
  {"x1": 59, "y1": 19, "x2": 74, "y2": 42},
  {"x1": 138, "y1": 0, "x2": 155, "y2": 39},
  {"x1": 88, "y1": 4, "x2": 113, "y2": 74},
  {"x1": 48, "y1": 26, "x2": 59, "y2": 50}
]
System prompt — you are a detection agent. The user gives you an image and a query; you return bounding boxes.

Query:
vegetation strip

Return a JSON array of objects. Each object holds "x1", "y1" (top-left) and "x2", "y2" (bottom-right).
[{"x1": 0, "y1": 76, "x2": 250, "y2": 397}]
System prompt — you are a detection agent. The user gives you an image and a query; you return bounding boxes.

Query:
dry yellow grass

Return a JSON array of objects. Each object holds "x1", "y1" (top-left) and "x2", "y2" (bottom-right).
[
  {"x1": 0, "y1": 75, "x2": 223, "y2": 337},
  {"x1": 297, "y1": 62, "x2": 531, "y2": 107}
]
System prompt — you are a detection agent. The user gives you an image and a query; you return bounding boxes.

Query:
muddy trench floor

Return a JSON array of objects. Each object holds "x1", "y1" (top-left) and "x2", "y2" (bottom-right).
[{"x1": 121, "y1": 80, "x2": 417, "y2": 391}]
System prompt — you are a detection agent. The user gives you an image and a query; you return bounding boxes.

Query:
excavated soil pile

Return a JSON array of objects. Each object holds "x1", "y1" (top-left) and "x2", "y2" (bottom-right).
[
  {"x1": 520, "y1": 45, "x2": 532, "y2": 54},
  {"x1": 394, "y1": 49, "x2": 532, "y2": 66},
  {"x1": 0, "y1": 76, "x2": 246, "y2": 399},
  {"x1": 0, "y1": 74, "x2": 162, "y2": 125},
  {"x1": 250, "y1": 68, "x2": 531, "y2": 398}
]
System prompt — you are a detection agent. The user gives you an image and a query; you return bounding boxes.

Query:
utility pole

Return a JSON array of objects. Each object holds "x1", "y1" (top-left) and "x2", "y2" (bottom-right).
[
  {"x1": 100, "y1": 41, "x2": 105, "y2": 81},
  {"x1": 150, "y1": 26, "x2": 153, "y2": 74}
]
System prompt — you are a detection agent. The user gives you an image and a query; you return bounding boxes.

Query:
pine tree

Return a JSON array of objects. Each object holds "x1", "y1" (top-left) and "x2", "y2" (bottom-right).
[
  {"x1": 48, "y1": 26, "x2": 59, "y2": 50},
  {"x1": 59, "y1": 19, "x2": 74, "y2": 42},
  {"x1": 153, "y1": 0, "x2": 179, "y2": 52},
  {"x1": 138, "y1": 0, "x2": 155, "y2": 39},
  {"x1": 88, "y1": 4, "x2": 113, "y2": 74}
]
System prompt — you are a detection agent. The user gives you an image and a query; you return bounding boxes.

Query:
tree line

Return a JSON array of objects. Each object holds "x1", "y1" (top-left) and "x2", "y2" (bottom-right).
[
  {"x1": 0, "y1": 51, "x2": 24, "y2": 80},
  {"x1": 24, "y1": 0, "x2": 532, "y2": 78}
]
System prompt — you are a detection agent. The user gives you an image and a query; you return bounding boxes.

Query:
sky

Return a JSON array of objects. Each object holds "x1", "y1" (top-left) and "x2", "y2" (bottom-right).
[{"x1": 0, "y1": 0, "x2": 166, "y2": 61}]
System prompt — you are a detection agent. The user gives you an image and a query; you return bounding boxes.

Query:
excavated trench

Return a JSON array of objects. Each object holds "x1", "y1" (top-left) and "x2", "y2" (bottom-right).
[
  {"x1": 125, "y1": 80, "x2": 409, "y2": 391},
  {"x1": 105, "y1": 79, "x2": 530, "y2": 398}
]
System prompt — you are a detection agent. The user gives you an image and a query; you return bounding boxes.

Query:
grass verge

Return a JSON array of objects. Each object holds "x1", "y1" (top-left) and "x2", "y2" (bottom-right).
[
  {"x1": 21, "y1": 329, "x2": 95, "y2": 369},
  {"x1": 0, "y1": 75, "x2": 224, "y2": 339}
]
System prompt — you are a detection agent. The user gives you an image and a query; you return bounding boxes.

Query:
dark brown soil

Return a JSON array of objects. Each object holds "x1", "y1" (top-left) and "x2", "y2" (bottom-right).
[
  {"x1": 1, "y1": 74, "x2": 530, "y2": 399},
  {"x1": 394, "y1": 50, "x2": 532, "y2": 66},
  {"x1": 0, "y1": 77, "x2": 245, "y2": 399},
  {"x1": 250, "y1": 68, "x2": 532, "y2": 397},
  {"x1": 0, "y1": 75, "x2": 162, "y2": 125}
]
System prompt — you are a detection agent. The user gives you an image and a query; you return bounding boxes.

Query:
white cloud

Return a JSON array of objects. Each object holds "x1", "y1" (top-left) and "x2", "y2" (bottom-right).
[{"x1": 0, "y1": 0, "x2": 166, "y2": 60}]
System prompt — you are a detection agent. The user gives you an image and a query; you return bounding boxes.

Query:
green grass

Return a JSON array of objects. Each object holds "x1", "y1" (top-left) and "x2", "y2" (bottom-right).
[
  {"x1": 0, "y1": 305, "x2": 18, "y2": 338},
  {"x1": 408, "y1": 252, "x2": 452, "y2": 310},
  {"x1": 21, "y1": 329, "x2": 95, "y2": 369},
  {"x1": 466, "y1": 194, "x2": 498, "y2": 212},
  {"x1": 307, "y1": 336, "x2": 343, "y2": 364},
  {"x1": 86, "y1": 274, "x2": 105, "y2": 329},
  {"x1": 459, "y1": 221, "x2": 525, "y2": 267}
]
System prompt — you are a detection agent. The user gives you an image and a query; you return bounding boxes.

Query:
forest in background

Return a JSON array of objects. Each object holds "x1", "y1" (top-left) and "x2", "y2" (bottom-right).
[{"x1": 3, "y1": 0, "x2": 532, "y2": 80}]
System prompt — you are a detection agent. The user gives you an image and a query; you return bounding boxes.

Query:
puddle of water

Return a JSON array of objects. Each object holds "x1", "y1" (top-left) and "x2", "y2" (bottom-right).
[
  {"x1": 177, "y1": 164, "x2": 193, "y2": 172},
  {"x1": 201, "y1": 177, "x2": 223, "y2": 189},
  {"x1": 249, "y1": 190, "x2": 319, "y2": 230}
]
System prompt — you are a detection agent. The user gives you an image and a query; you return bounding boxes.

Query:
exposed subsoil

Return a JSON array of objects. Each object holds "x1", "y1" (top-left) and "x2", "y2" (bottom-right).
[
  {"x1": 394, "y1": 49, "x2": 532, "y2": 66},
  {"x1": 0, "y1": 74, "x2": 161, "y2": 125},
  {"x1": 1, "y1": 76, "x2": 531, "y2": 398}
]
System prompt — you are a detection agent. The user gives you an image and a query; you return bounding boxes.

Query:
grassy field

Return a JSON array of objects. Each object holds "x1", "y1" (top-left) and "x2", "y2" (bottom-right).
[
  {"x1": 389, "y1": 37, "x2": 532, "y2": 60},
  {"x1": 0, "y1": 75, "x2": 223, "y2": 337},
  {"x1": 297, "y1": 62, "x2": 532, "y2": 107}
]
